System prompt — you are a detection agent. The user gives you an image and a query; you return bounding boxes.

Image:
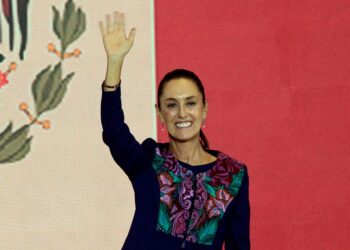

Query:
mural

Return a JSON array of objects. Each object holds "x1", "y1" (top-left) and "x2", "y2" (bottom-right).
[{"x1": 0, "y1": 0, "x2": 86, "y2": 164}]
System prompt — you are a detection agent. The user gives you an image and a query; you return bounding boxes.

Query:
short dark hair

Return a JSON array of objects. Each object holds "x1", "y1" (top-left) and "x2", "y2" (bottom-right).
[{"x1": 157, "y1": 69, "x2": 209, "y2": 149}]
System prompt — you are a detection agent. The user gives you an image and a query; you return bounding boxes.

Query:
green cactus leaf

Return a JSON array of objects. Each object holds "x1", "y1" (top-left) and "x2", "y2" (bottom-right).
[
  {"x1": 1, "y1": 136, "x2": 33, "y2": 163},
  {"x1": 32, "y1": 65, "x2": 52, "y2": 115},
  {"x1": 45, "y1": 72, "x2": 74, "y2": 112},
  {"x1": 66, "y1": 8, "x2": 86, "y2": 46},
  {"x1": 38, "y1": 63, "x2": 62, "y2": 115},
  {"x1": 0, "y1": 122, "x2": 13, "y2": 146},
  {"x1": 52, "y1": 6, "x2": 63, "y2": 39},
  {"x1": 0, "y1": 125, "x2": 30, "y2": 162}
]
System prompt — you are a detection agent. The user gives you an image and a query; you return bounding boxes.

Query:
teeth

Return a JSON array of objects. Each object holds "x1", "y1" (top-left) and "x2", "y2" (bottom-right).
[{"x1": 176, "y1": 122, "x2": 192, "y2": 128}]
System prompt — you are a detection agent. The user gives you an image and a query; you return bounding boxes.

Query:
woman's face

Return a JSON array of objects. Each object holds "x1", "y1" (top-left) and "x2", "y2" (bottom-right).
[{"x1": 157, "y1": 78, "x2": 208, "y2": 143}]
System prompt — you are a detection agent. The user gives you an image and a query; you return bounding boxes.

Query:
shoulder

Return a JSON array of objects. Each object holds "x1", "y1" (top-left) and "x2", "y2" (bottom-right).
[
  {"x1": 141, "y1": 137, "x2": 157, "y2": 148},
  {"x1": 140, "y1": 139, "x2": 170, "y2": 155},
  {"x1": 140, "y1": 139, "x2": 173, "y2": 162}
]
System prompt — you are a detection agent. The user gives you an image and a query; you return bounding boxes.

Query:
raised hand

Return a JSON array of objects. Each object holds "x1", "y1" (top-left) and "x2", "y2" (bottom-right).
[{"x1": 99, "y1": 11, "x2": 136, "y2": 61}]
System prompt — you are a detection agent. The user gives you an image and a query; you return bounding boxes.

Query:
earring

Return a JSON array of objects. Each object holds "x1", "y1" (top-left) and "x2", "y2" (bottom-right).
[
  {"x1": 202, "y1": 119, "x2": 206, "y2": 128},
  {"x1": 161, "y1": 123, "x2": 165, "y2": 132}
]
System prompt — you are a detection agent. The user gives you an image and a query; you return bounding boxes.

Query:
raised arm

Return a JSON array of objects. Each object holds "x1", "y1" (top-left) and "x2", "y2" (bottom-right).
[
  {"x1": 100, "y1": 11, "x2": 145, "y2": 179},
  {"x1": 99, "y1": 11, "x2": 136, "y2": 89}
]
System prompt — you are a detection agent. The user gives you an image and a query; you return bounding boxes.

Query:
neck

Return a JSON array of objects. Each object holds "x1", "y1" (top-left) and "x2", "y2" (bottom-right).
[{"x1": 169, "y1": 137, "x2": 209, "y2": 165}]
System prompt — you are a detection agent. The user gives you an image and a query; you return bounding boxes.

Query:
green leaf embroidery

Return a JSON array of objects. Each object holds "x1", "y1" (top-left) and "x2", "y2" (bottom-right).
[
  {"x1": 197, "y1": 217, "x2": 220, "y2": 245},
  {"x1": 169, "y1": 171, "x2": 183, "y2": 183},
  {"x1": 62, "y1": 0, "x2": 76, "y2": 50},
  {"x1": 228, "y1": 168, "x2": 244, "y2": 196},
  {"x1": 0, "y1": 125, "x2": 30, "y2": 162},
  {"x1": 152, "y1": 154, "x2": 164, "y2": 172},
  {"x1": 66, "y1": 8, "x2": 86, "y2": 45},
  {"x1": 45, "y1": 72, "x2": 74, "y2": 112},
  {"x1": 5, "y1": 136, "x2": 33, "y2": 163},
  {"x1": 204, "y1": 182, "x2": 216, "y2": 198},
  {"x1": 32, "y1": 65, "x2": 52, "y2": 115},
  {"x1": 31, "y1": 63, "x2": 72, "y2": 115},
  {"x1": 37, "y1": 63, "x2": 62, "y2": 115},
  {"x1": 158, "y1": 203, "x2": 171, "y2": 234},
  {"x1": 0, "y1": 122, "x2": 13, "y2": 146},
  {"x1": 204, "y1": 176, "x2": 211, "y2": 182},
  {"x1": 52, "y1": 6, "x2": 63, "y2": 39}
]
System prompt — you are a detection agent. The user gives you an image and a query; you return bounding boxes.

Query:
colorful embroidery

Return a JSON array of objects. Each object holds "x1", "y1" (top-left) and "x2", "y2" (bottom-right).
[{"x1": 152, "y1": 146, "x2": 245, "y2": 245}]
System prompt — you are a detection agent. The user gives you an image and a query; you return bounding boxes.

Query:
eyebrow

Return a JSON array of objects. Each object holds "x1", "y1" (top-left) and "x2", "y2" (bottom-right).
[{"x1": 165, "y1": 96, "x2": 198, "y2": 102}]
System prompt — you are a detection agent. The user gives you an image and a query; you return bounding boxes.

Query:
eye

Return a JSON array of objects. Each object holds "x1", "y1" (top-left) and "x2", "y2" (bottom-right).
[
  {"x1": 187, "y1": 101, "x2": 196, "y2": 107},
  {"x1": 166, "y1": 103, "x2": 177, "y2": 109}
]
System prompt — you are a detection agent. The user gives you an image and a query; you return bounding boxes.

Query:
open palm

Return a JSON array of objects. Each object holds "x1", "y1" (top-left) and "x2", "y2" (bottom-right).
[{"x1": 99, "y1": 11, "x2": 136, "y2": 60}]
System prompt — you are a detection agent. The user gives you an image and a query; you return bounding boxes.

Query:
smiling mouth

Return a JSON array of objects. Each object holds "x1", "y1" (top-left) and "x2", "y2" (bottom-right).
[{"x1": 175, "y1": 121, "x2": 192, "y2": 128}]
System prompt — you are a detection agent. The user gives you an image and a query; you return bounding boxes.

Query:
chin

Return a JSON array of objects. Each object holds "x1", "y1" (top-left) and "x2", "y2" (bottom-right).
[{"x1": 168, "y1": 133, "x2": 199, "y2": 143}]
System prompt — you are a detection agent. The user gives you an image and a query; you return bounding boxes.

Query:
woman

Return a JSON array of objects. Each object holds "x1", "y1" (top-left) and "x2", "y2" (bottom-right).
[{"x1": 100, "y1": 11, "x2": 250, "y2": 250}]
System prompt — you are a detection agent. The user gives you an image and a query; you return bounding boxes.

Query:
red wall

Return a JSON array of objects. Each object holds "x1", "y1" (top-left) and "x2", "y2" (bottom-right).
[{"x1": 154, "y1": 0, "x2": 350, "y2": 249}]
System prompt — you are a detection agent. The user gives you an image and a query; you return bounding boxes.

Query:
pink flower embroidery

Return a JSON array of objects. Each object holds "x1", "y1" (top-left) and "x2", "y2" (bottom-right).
[
  {"x1": 153, "y1": 145, "x2": 245, "y2": 245},
  {"x1": 159, "y1": 172, "x2": 173, "y2": 186},
  {"x1": 159, "y1": 172, "x2": 176, "y2": 207},
  {"x1": 208, "y1": 154, "x2": 241, "y2": 188},
  {"x1": 204, "y1": 189, "x2": 233, "y2": 219},
  {"x1": 170, "y1": 209, "x2": 189, "y2": 236},
  {"x1": 205, "y1": 199, "x2": 221, "y2": 219}
]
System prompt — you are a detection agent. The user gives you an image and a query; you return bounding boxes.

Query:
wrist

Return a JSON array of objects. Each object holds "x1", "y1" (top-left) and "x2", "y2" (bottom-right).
[
  {"x1": 107, "y1": 55, "x2": 125, "y2": 65},
  {"x1": 102, "y1": 80, "x2": 121, "y2": 91}
]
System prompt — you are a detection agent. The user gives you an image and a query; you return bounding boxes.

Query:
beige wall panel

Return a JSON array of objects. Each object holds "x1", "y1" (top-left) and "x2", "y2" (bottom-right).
[{"x1": 0, "y1": 1, "x2": 155, "y2": 249}]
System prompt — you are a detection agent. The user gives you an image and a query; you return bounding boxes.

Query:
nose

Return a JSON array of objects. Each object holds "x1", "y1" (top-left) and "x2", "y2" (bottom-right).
[{"x1": 177, "y1": 104, "x2": 186, "y2": 118}]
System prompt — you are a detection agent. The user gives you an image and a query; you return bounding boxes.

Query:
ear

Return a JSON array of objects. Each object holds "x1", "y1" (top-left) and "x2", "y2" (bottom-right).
[
  {"x1": 202, "y1": 100, "x2": 208, "y2": 119},
  {"x1": 155, "y1": 104, "x2": 165, "y2": 123}
]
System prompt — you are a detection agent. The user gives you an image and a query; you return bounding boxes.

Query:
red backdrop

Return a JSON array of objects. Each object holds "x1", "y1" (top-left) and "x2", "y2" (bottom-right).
[{"x1": 154, "y1": 0, "x2": 350, "y2": 249}]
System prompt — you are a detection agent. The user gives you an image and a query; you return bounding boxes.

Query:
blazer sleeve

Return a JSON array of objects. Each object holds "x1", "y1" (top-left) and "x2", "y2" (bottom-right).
[
  {"x1": 225, "y1": 165, "x2": 251, "y2": 250},
  {"x1": 100, "y1": 82, "x2": 145, "y2": 179}
]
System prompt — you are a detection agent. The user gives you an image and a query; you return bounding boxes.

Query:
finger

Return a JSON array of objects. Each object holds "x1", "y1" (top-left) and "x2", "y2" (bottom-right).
[
  {"x1": 116, "y1": 12, "x2": 123, "y2": 30},
  {"x1": 127, "y1": 28, "x2": 136, "y2": 45},
  {"x1": 113, "y1": 11, "x2": 118, "y2": 27},
  {"x1": 106, "y1": 14, "x2": 113, "y2": 32},
  {"x1": 120, "y1": 12, "x2": 126, "y2": 29},
  {"x1": 120, "y1": 12, "x2": 127, "y2": 38},
  {"x1": 99, "y1": 21, "x2": 106, "y2": 36}
]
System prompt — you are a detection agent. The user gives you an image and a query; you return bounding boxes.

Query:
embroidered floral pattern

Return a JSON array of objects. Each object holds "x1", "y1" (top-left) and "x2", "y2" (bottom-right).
[{"x1": 152, "y1": 146, "x2": 245, "y2": 245}]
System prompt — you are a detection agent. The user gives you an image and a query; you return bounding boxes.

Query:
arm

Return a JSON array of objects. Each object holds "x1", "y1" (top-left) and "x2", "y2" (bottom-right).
[
  {"x1": 225, "y1": 166, "x2": 251, "y2": 249},
  {"x1": 100, "y1": 11, "x2": 143, "y2": 178},
  {"x1": 101, "y1": 84, "x2": 144, "y2": 178}
]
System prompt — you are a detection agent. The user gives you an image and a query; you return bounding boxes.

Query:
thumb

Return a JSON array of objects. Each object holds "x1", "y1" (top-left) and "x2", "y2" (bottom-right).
[{"x1": 127, "y1": 28, "x2": 136, "y2": 45}]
